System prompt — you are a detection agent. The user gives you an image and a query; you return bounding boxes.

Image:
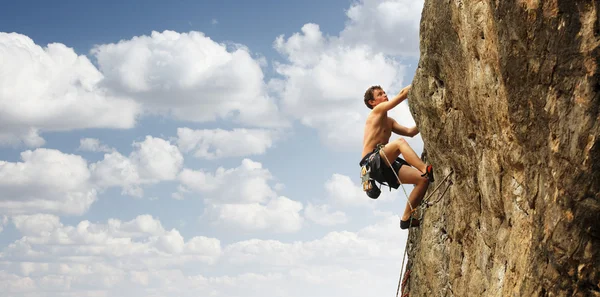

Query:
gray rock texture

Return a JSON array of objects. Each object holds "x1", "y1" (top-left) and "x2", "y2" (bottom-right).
[{"x1": 406, "y1": 0, "x2": 600, "y2": 296}]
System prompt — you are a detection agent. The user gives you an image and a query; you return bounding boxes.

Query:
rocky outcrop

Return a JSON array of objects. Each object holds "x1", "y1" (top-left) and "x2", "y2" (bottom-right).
[{"x1": 407, "y1": 0, "x2": 600, "y2": 296}]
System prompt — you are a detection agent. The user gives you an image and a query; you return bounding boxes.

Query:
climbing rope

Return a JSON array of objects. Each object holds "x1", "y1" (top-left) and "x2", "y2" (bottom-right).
[
  {"x1": 377, "y1": 144, "x2": 454, "y2": 297},
  {"x1": 377, "y1": 144, "x2": 415, "y2": 212}
]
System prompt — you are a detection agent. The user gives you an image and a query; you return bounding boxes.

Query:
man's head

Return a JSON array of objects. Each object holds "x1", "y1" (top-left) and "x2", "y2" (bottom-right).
[{"x1": 363, "y1": 85, "x2": 388, "y2": 109}]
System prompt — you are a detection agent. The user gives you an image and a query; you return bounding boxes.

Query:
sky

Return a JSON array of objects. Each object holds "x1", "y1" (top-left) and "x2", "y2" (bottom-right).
[{"x1": 0, "y1": 0, "x2": 426, "y2": 296}]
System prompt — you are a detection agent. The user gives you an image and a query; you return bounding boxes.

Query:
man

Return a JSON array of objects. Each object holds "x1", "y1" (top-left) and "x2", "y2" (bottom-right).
[{"x1": 359, "y1": 84, "x2": 434, "y2": 229}]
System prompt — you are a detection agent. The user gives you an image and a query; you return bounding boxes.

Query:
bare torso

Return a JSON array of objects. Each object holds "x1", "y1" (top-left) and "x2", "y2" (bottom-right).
[{"x1": 361, "y1": 111, "x2": 394, "y2": 158}]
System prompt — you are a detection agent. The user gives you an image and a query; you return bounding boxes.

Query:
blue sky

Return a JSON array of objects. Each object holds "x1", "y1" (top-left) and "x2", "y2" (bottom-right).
[{"x1": 0, "y1": 0, "x2": 426, "y2": 296}]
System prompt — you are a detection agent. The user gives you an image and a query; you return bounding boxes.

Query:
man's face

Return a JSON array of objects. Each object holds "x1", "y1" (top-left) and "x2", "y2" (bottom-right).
[{"x1": 371, "y1": 88, "x2": 388, "y2": 107}]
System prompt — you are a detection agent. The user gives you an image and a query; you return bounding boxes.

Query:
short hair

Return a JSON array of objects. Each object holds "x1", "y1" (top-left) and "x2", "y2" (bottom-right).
[{"x1": 364, "y1": 85, "x2": 382, "y2": 109}]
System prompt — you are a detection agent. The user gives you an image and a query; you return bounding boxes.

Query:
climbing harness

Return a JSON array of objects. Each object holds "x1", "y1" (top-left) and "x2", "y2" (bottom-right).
[
  {"x1": 375, "y1": 143, "x2": 455, "y2": 297},
  {"x1": 360, "y1": 144, "x2": 403, "y2": 199}
]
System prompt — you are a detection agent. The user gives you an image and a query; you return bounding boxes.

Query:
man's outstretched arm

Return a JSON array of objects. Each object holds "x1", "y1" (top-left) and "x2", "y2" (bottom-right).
[{"x1": 373, "y1": 84, "x2": 411, "y2": 112}]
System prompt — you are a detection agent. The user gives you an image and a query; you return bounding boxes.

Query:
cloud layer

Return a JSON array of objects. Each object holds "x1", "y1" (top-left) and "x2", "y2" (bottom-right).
[{"x1": 1, "y1": 214, "x2": 407, "y2": 297}]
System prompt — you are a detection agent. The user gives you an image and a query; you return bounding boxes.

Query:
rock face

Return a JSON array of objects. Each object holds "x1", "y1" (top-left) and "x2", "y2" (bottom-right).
[{"x1": 407, "y1": 0, "x2": 600, "y2": 296}]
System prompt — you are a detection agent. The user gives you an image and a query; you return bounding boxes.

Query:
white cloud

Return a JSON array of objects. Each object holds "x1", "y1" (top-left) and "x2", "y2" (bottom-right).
[
  {"x1": 177, "y1": 159, "x2": 276, "y2": 204},
  {"x1": 92, "y1": 30, "x2": 286, "y2": 128},
  {"x1": 130, "y1": 136, "x2": 184, "y2": 181},
  {"x1": 89, "y1": 151, "x2": 141, "y2": 196},
  {"x1": 178, "y1": 159, "x2": 304, "y2": 233},
  {"x1": 0, "y1": 33, "x2": 140, "y2": 147},
  {"x1": 78, "y1": 138, "x2": 114, "y2": 153},
  {"x1": 0, "y1": 271, "x2": 37, "y2": 293},
  {"x1": 0, "y1": 128, "x2": 46, "y2": 148},
  {"x1": 12, "y1": 214, "x2": 61, "y2": 236},
  {"x1": 224, "y1": 215, "x2": 406, "y2": 268},
  {"x1": 207, "y1": 196, "x2": 304, "y2": 233},
  {"x1": 112, "y1": 214, "x2": 166, "y2": 237},
  {"x1": 219, "y1": 215, "x2": 407, "y2": 296},
  {"x1": 325, "y1": 173, "x2": 372, "y2": 207},
  {"x1": 304, "y1": 203, "x2": 348, "y2": 226},
  {"x1": 340, "y1": 0, "x2": 424, "y2": 56},
  {"x1": 324, "y1": 173, "x2": 403, "y2": 208},
  {"x1": 0, "y1": 149, "x2": 97, "y2": 216},
  {"x1": 2, "y1": 215, "x2": 222, "y2": 265},
  {"x1": 270, "y1": 0, "x2": 427, "y2": 150},
  {"x1": 272, "y1": 23, "x2": 407, "y2": 149},
  {"x1": 176, "y1": 127, "x2": 280, "y2": 159},
  {"x1": 90, "y1": 136, "x2": 183, "y2": 197}
]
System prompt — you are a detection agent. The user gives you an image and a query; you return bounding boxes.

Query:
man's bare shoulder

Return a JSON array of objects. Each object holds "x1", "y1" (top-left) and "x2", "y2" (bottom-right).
[{"x1": 366, "y1": 107, "x2": 386, "y2": 121}]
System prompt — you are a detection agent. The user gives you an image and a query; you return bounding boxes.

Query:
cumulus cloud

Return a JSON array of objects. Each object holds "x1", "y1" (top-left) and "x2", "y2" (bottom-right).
[
  {"x1": 271, "y1": 23, "x2": 408, "y2": 149},
  {"x1": 176, "y1": 127, "x2": 280, "y2": 159},
  {"x1": 304, "y1": 203, "x2": 348, "y2": 226},
  {"x1": 340, "y1": 0, "x2": 425, "y2": 57},
  {"x1": 0, "y1": 149, "x2": 97, "y2": 216},
  {"x1": 11, "y1": 214, "x2": 62, "y2": 236},
  {"x1": 206, "y1": 196, "x2": 304, "y2": 233},
  {"x1": 325, "y1": 173, "x2": 373, "y2": 207},
  {"x1": 324, "y1": 173, "x2": 403, "y2": 208},
  {"x1": 0, "y1": 33, "x2": 140, "y2": 147},
  {"x1": 90, "y1": 136, "x2": 183, "y2": 197},
  {"x1": 177, "y1": 159, "x2": 276, "y2": 204},
  {"x1": 92, "y1": 30, "x2": 286, "y2": 128},
  {"x1": 78, "y1": 138, "x2": 115, "y2": 153},
  {"x1": 177, "y1": 159, "x2": 304, "y2": 233}
]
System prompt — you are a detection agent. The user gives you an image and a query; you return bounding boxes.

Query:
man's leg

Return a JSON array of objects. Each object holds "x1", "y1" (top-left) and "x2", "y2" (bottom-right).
[
  {"x1": 398, "y1": 166, "x2": 429, "y2": 222},
  {"x1": 379, "y1": 138, "x2": 427, "y2": 174}
]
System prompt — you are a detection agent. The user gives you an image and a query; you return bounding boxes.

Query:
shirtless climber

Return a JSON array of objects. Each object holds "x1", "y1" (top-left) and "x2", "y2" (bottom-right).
[{"x1": 359, "y1": 84, "x2": 434, "y2": 229}]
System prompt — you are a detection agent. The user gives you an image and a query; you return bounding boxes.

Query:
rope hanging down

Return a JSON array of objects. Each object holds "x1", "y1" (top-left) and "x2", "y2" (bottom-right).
[
  {"x1": 376, "y1": 144, "x2": 454, "y2": 297},
  {"x1": 396, "y1": 174, "x2": 453, "y2": 297},
  {"x1": 394, "y1": 170, "x2": 453, "y2": 297}
]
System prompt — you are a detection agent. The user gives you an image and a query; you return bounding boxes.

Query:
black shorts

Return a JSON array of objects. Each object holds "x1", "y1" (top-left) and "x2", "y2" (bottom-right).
[{"x1": 360, "y1": 149, "x2": 409, "y2": 189}]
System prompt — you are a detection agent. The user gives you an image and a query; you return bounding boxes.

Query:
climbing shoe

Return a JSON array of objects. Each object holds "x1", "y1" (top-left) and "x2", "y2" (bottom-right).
[
  {"x1": 400, "y1": 217, "x2": 420, "y2": 229},
  {"x1": 421, "y1": 164, "x2": 434, "y2": 183}
]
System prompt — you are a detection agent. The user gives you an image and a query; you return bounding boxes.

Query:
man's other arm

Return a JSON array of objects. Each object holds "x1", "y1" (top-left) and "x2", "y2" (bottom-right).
[{"x1": 391, "y1": 119, "x2": 419, "y2": 137}]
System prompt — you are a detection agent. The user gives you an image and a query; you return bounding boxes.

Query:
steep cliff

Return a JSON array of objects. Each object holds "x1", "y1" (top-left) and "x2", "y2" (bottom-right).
[{"x1": 406, "y1": 1, "x2": 600, "y2": 296}]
